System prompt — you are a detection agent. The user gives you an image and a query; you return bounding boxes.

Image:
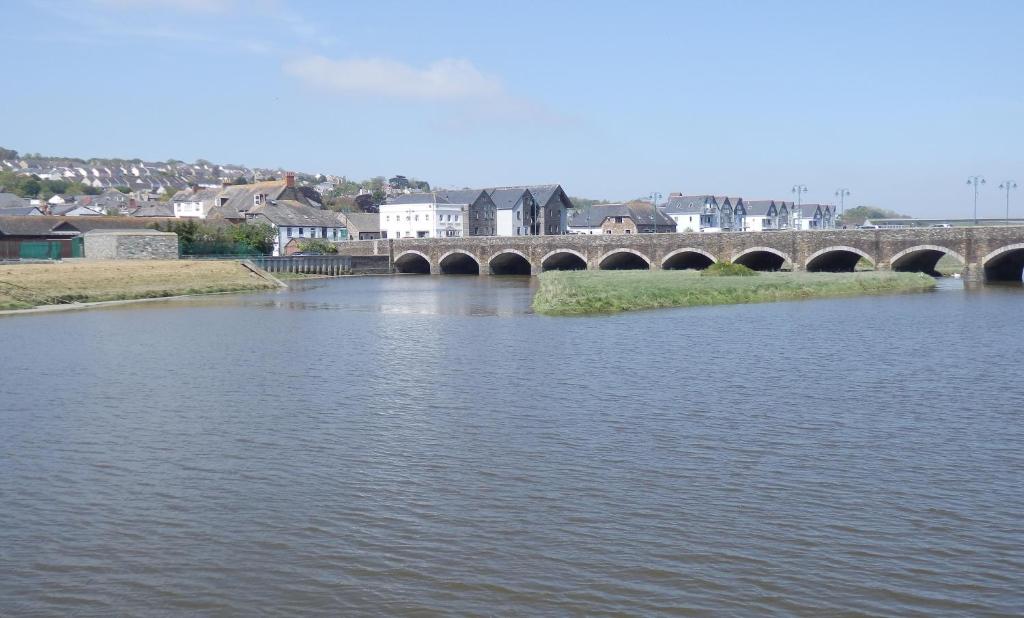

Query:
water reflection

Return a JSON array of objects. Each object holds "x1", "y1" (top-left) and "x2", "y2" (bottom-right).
[{"x1": 1, "y1": 274, "x2": 1023, "y2": 616}]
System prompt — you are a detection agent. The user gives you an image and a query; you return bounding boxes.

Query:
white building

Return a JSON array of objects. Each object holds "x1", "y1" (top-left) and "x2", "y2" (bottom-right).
[
  {"x1": 170, "y1": 187, "x2": 221, "y2": 219},
  {"x1": 380, "y1": 195, "x2": 463, "y2": 239},
  {"x1": 381, "y1": 190, "x2": 496, "y2": 239}
]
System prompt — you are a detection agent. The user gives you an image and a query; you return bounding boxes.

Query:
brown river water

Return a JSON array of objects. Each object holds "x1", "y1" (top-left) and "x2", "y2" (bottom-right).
[{"x1": 1, "y1": 276, "x2": 1022, "y2": 616}]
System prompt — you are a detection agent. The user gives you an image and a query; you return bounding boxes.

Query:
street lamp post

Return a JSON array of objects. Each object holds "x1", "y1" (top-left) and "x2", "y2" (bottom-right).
[
  {"x1": 791, "y1": 185, "x2": 808, "y2": 230},
  {"x1": 966, "y1": 176, "x2": 985, "y2": 225},
  {"x1": 998, "y1": 181, "x2": 1017, "y2": 226},
  {"x1": 649, "y1": 192, "x2": 662, "y2": 233},
  {"x1": 834, "y1": 188, "x2": 850, "y2": 225}
]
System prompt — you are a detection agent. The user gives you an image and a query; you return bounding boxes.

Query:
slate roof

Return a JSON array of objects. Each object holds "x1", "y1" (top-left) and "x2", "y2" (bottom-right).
[
  {"x1": 568, "y1": 203, "x2": 676, "y2": 228},
  {"x1": 662, "y1": 195, "x2": 718, "y2": 214},
  {"x1": 210, "y1": 180, "x2": 296, "y2": 219},
  {"x1": 246, "y1": 200, "x2": 344, "y2": 227},
  {"x1": 0, "y1": 206, "x2": 43, "y2": 216},
  {"x1": 487, "y1": 187, "x2": 528, "y2": 210},
  {"x1": 743, "y1": 200, "x2": 779, "y2": 216},
  {"x1": 49, "y1": 203, "x2": 103, "y2": 216},
  {"x1": 486, "y1": 185, "x2": 567, "y2": 210},
  {"x1": 340, "y1": 212, "x2": 380, "y2": 233},
  {"x1": 1, "y1": 215, "x2": 164, "y2": 237},
  {"x1": 131, "y1": 203, "x2": 175, "y2": 217},
  {"x1": 0, "y1": 216, "x2": 68, "y2": 237},
  {"x1": 387, "y1": 189, "x2": 488, "y2": 206},
  {"x1": 0, "y1": 192, "x2": 27, "y2": 209},
  {"x1": 435, "y1": 189, "x2": 488, "y2": 205}
]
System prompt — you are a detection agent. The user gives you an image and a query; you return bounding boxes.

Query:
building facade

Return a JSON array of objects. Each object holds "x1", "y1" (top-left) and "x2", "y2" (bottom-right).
[{"x1": 381, "y1": 190, "x2": 496, "y2": 239}]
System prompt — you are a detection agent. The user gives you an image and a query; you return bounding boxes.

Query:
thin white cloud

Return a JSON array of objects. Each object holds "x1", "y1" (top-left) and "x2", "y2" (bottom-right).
[
  {"x1": 94, "y1": 0, "x2": 235, "y2": 12},
  {"x1": 283, "y1": 56, "x2": 505, "y2": 101}
]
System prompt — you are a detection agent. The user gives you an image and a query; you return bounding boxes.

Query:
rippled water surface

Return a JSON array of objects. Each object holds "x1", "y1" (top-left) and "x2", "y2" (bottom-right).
[{"x1": 2, "y1": 276, "x2": 1023, "y2": 616}]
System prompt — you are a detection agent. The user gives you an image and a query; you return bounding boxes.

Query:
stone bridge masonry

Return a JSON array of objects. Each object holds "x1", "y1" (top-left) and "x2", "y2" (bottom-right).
[{"x1": 331, "y1": 227, "x2": 1024, "y2": 283}]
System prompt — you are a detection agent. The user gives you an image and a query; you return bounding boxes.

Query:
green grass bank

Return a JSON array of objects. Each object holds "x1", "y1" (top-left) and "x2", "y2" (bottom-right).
[
  {"x1": 0, "y1": 260, "x2": 279, "y2": 310},
  {"x1": 532, "y1": 270, "x2": 937, "y2": 316}
]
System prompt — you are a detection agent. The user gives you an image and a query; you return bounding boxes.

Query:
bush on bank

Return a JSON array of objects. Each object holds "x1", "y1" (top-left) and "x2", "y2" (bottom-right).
[
  {"x1": 532, "y1": 270, "x2": 936, "y2": 316},
  {"x1": 701, "y1": 262, "x2": 758, "y2": 277}
]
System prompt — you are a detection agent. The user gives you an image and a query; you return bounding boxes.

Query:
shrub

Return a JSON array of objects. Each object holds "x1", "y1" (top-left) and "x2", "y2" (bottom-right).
[
  {"x1": 296, "y1": 238, "x2": 338, "y2": 254},
  {"x1": 701, "y1": 261, "x2": 758, "y2": 277}
]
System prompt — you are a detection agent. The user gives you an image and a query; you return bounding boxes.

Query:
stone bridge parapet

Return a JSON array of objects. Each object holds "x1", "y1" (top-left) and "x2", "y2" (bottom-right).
[{"x1": 332, "y1": 227, "x2": 1024, "y2": 283}]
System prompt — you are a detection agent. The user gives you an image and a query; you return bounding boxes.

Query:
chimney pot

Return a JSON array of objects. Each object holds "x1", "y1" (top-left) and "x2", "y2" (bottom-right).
[{"x1": 285, "y1": 172, "x2": 295, "y2": 188}]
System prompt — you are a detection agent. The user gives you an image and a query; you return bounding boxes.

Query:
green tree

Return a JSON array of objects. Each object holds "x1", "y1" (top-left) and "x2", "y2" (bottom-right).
[{"x1": 230, "y1": 222, "x2": 276, "y2": 254}]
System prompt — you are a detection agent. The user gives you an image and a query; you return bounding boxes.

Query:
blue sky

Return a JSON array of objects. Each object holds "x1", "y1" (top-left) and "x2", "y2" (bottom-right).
[{"x1": 3, "y1": 0, "x2": 1023, "y2": 216}]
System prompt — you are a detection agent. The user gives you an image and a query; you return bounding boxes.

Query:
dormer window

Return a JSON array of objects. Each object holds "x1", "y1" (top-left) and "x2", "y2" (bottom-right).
[{"x1": 254, "y1": 194, "x2": 264, "y2": 206}]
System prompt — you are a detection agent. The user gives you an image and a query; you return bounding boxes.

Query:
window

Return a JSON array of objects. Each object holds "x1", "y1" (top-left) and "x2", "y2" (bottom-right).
[
  {"x1": 298, "y1": 227, "x2": 304, "y2": 235},
  {"x1": 414, "y1": 214, "x2": 419, "y2": 221},
  {"x1": 385, "y1": 216, "x2": 390, "y2": 222},
  {"x1": 287, "y1": 227, "x2": 293, "y2": 237},
  {"x1": 516, "y1": 211, "x2": 521, "y2": 220},
  {"x1": 426, "y1": 214, "x2": 430, "y2": 221},
  {"x1": 625, "y1": 229, "x2": 632, "y2": 234},
  {"x1": 310, "y1": 228, "x2": 317, "y2": 238},
  {"x1": 604, "y1": 229, "x2": 612, "y2": 234},
  {"x1": 615, "y1": 217, "x2": 623, "y2": 223}
]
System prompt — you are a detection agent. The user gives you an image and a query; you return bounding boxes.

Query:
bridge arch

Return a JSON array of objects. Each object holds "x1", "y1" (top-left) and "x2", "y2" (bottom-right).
[
  {"x1": 439, "y1": 250, "x2": 481, "y2": 275},
  {"x1": 488, "y1": 249, "x2": 533, "y2": 275},
  {"x1": 598, "y1": 248, "x2": 651, "y2": 270},
  {"x1": 805, "y1": 246, "x2": 874, "y2": 273},
  {"x1": 394, "y1": 250, "x2": 431, "y2": 274},
  {"x1": 890, "y1": 245, "x2": 964, "y2": 276},
  {"x1": 982, "y1": 243, "x2": 1024, "y2": 282},
  {"x1": 731, "y1": 247, "x2": 790, "y2": 271},
  {"x1": 661, "y1": 248, "x2": 716, "y2": 270},
  {"x1": 541, "y1": 249, "x2": 588, "y2": 271}
]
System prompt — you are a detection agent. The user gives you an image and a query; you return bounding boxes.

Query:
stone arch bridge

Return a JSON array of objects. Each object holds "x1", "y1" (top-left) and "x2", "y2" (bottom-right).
[{"x1": 332, "y1": 227, "x2": 1024, "y2": 283}]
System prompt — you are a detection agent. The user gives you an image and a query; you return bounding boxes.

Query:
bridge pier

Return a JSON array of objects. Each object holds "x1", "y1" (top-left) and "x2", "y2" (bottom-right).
[{"x1": 962, "y1": 263, "x2": 984, "y2": 283}]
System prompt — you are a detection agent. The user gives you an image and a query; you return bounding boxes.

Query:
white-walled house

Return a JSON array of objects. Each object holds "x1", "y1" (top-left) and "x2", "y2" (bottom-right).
[
  {"x1": 743, "y1": 200, "x2": 787, "y2": 231},
  {"x1": 245, "y1": 200, "x2": 348, "y2": 255},
  {"x1": 170, "y1": 187, "x2": 221, "y2": 219},
  {"x1": 380, "y1": 194, "x2": 464, "y2": 239},
  {"x1": 792, "y1": 203, "x2": 833, "y2": 230},
  {"x1": 661, "y1": 195, "x2": 746, "y2": 232},
  {"x1": 381, "y1": 190, "x2": 496, "y2": 239}
]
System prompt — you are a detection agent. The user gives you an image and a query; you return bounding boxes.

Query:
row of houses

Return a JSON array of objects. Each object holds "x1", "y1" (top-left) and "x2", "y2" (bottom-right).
[
  {"x1": 379, "y1": 185, "x2": 573, "y2": 239},
  {"x1": 0, "y1": 189, "x2": 135, "y2": 217},
  {"x1": 567, "y1": 195, "x2": 838, "y2": 235}
]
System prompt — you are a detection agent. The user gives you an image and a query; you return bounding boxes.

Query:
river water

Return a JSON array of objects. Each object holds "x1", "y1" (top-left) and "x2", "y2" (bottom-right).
[{"x1": 1, "y1": 276, "x2": 1022, "y2": 616}]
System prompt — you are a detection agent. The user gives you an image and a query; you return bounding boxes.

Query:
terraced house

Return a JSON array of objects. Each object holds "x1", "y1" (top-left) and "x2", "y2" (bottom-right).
[
  {"x1": 661, "y1": 195, "x2": 747, "y2": 232},
  {"x1": 743, "y1": 200, "x2": 789, "y2": 231},
  {"x1": 567, "y1": 202, "x2": 676, "y2": 234}
]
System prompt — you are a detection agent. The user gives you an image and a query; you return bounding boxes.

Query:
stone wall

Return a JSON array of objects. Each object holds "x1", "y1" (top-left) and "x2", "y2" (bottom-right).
[{"x1": 84, "y1": 230, "x2": 178, "y2": 260}]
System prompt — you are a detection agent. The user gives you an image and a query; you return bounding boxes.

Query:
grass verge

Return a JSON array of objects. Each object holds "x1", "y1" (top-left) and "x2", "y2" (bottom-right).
[
  {"x1": 532, "y1": 270, "x2": 937, "y2": 316},
  {"x1": 0, "y1": 260, "x2": 278, "y2": 310}
]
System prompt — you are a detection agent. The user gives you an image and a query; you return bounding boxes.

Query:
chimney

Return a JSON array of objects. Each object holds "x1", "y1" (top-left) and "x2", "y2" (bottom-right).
[{"x1": 285, "y1": 172, "x2": 295, "y2": 188}]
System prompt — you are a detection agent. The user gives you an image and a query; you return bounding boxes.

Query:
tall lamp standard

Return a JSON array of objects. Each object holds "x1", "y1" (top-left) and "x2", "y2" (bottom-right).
[
  {"x1": 649, "y1": 192, "x2": 662, "y2": 233},
  {"x1": 834, "y1": 188, "x2": 850, "y2": 224},
  {"x1": 967, "y1": 176, "x2": 985, "y2": 225},
  {"x1": 791, "y1": 185, "x2": 808, "y2": 230},
  {"x1": 998, "y1": 181, "x2": 1017, "y2": 226}
]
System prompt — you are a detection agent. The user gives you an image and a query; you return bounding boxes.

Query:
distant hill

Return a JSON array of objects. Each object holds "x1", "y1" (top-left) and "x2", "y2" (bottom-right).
[
  {"x1": 840, "y1": 206, "x2": 910, "y2": 225},
  {"x1": 0, "y1": 146, "x2": 430, "y2": 207}
]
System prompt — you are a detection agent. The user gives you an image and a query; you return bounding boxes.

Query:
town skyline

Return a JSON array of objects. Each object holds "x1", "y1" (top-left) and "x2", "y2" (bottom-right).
[{"x1": 3, "y1": 1, "x2": 1023, "y2": 217}]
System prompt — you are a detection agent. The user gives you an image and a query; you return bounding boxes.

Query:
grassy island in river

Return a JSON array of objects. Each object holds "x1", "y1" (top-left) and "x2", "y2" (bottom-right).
[
  {"x1": 0, "y1": 260, "x2": 280, "y2": 310},
  {"x1": 532, "y1": 269, "x2": 937, "y2": 316}
]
